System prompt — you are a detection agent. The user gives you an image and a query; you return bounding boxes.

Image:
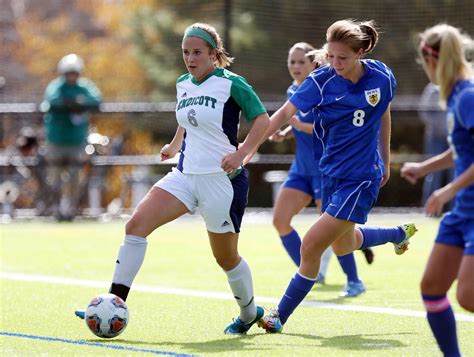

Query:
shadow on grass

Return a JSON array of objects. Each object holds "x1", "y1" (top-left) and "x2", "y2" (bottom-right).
[
  {"x1": 310, "y1": 283, "x2": 345, "y2": 293},
  {"x1": 282, "y1": 331, "x2": 412, "y2": 351},
  {"x1": 86, "y1": 331, "x2": 412, "y2": 354},
  {"x1": 87, "y1": 335, "x2": 268, "y2": 354}
]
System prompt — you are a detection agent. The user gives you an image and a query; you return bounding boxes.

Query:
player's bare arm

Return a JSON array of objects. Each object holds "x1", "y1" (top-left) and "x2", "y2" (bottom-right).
[
  {"x1": 221, "y1": 113, "x2": 269, "y2": 173},
  {"x1": 288, "y1": 115, "x2": 313, "y2": 134},
  {"x1": 243, "y1": 101, "x2": 298, "y2": 164},
  {"x1": 425, "y1": 163, "x2": 474, "y2": 216},
  {"x1": 401, "y1": 148, "x2": 454, "y2": 184},
  {"x1": 160, "y1": 126, "x2": 185, "y2": 161}
]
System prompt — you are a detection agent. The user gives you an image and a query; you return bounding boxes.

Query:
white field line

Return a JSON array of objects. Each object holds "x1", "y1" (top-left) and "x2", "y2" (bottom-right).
[{"x1": 2, "y1": 271, "x2": 473, "y2": 323}]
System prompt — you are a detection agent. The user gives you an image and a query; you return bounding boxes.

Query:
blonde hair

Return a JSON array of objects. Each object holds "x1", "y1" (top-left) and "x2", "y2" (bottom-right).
[
  {"x1": 290, "y1": 42, "x2": 328, "y2": 68},
  {"x1": 185, "y1": 23, "x2": 233, "y2": 68},
  {"x1": 326, "y1": 19, "x2": 379, "y2": 54},
  {"x1": 307, "y1": 44, "x2": 329, "y2": 67},
  {"x1": 419, "y1": 24, "x2": 473, "y2": 108}
]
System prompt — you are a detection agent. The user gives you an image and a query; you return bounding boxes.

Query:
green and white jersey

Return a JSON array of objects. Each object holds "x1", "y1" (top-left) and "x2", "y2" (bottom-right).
[{"x1": 175, "y1": 68, "x2": 266, "y2": 174}]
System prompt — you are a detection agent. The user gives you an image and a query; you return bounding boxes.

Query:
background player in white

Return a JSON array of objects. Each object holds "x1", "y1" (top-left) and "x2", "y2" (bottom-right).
[
  {"x1": 76, "y1": 22, "x2": 270, "y2": 335},
  {"x1": 401, "y1": 23, "x2": 474, "y2": 357}
]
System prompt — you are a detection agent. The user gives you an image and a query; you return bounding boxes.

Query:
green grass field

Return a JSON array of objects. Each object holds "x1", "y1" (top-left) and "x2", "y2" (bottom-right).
[{"x1": 1, "y1": 213, "x2": 473, "y2": 356}]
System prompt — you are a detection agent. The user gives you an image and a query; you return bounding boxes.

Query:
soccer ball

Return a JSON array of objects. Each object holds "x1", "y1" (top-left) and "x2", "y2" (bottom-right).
[{"x1": 84, "y1": 293, "x2": 129, "y2": 338}]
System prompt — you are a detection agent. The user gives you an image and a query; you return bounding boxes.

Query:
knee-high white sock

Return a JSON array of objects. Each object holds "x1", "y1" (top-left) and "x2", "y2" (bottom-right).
[
  {"x1": 112, "y1": 234, "x2": 147, "y2": 288},
  {"x1": 318, "y1": 247, "x2": 333, "y2": 277},
  {"x1": 225, "y1": 257, "x2": 256, "y2": 323}
]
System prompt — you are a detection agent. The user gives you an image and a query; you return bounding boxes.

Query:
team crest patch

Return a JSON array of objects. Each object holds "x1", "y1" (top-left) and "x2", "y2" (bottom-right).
[{"x1": 365, "y1": 88, "x2": 381, "y2": 107}]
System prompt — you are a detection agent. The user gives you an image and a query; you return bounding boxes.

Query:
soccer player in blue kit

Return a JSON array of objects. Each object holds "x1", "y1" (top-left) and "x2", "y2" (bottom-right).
[
  {"x1": 253, "y1": 19, "x2": 418, "y2": 333},
  {"x1": 401, "y1": 24, "x2": 474, "y2": 357},
  {"x1": 271, "y1": 42, "x2": 370, "y2": 297}
]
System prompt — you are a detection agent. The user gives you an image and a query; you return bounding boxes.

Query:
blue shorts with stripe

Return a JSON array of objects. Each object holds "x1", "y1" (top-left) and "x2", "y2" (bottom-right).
[
  {"x1": 321, "y1": 174, "x2": 381, "y2": 224},
  {"x1": 282, "y1": 172, "x2": 322, "y2": 200},
  {"x1": 435, "y1": 212, "x2": 474, "y2": 255}
]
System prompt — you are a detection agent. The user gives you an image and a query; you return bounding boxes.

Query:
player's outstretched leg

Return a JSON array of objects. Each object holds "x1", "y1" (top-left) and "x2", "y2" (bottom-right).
[
  {"x1": 358, "y1": 223, "x2": 417, "y2": 254},
  {"x1": 259, "y1": 271, "x2": 317, "y2": 333},
  {"x1": 337, "y1": 253, "x2": 366, "y2": 298},
  {"x1": 75, "y1": 234, "x2": 147, "y2": 319}
]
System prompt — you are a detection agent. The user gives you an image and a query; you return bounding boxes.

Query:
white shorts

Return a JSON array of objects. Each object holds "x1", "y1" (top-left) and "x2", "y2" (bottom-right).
[{"x1": 155, "y1": 168, "x2": 249, "y2": 233}]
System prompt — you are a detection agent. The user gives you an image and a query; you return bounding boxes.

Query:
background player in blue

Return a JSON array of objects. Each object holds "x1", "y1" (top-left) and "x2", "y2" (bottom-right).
[
  {"x1": 401, "y1": 24, "x2": 474, "y2": 357},
  {"x1": 271, "y1": 42, "x2": 370, "y2": 297},
  {"x1": 251, "y1": 19, "x2": 418, "y2": 333},
  {"x1": 75, "y1": 22, "x2": 270, "y2": 335}
]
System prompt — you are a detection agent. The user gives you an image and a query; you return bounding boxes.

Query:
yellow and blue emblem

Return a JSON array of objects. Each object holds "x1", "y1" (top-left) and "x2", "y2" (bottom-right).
[{"x1": 364, "y1": 88, "x2": 381, "y2": 107}]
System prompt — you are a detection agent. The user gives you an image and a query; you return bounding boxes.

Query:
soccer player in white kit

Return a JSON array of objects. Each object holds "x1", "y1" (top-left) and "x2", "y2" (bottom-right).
[{"x1": 75, "y1": 22, "x2": 270, "y2": 335}]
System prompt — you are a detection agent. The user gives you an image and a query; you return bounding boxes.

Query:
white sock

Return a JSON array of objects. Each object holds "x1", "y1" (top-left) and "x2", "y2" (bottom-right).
[
  {"x1": 112, "y1": 235, "x2": 148, "y2": 287},
  {"x1": 225, "y1": 258, "x2": 256, "y2": 323},
  {"x1": 319, "y1": 247, "x2": 333, "y2": 277}
]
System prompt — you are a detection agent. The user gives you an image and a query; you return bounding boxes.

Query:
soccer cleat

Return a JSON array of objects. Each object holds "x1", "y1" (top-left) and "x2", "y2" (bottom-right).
[
  {"x1": 257, "y1": 308, "x2": 283, "y2": 333},
  {"x1": 339, "y1": 281, "x2": 366, "y2": 298},
  {"x1": 224, "y1": 306, "x2": 264, "y2": 335},
  {"x1": 75, "y1": 310, "x2": 85, "y2": 319},
  {"x1": 361, "y1": 248, "x2": 375, "y2": 265},
  {"x1": 394, "y1": 223, "x2": 418, "y2": 255},
  {"x1": 314, "y1": 273, "x2": 326, "y2": 285}
]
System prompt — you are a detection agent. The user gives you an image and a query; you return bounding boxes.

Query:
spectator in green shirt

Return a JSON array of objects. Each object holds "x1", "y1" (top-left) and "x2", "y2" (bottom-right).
[{"x1": 40, "y1": 54, "x2": 102, "y2": 220}]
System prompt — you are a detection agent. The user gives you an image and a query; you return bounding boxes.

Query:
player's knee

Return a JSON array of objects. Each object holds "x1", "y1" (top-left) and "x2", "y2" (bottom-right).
[
  {"x1": 301, "y1": 239, "x2": 325, "y2": 262},
  {"x1": 457, "y1": 288, "x2": 474, "y2": 312},
  {"x1": 331, "y1": 245, "x2": 349, "y2": 256},
  {"x1": 420, "y1": 274, "x2": 443, "y2": 295},
  {"x1": 214, "y1": 253, "x2": 240, "y2": 271},
  {"x1": 272, "y1": 214, "x2": 291, "y2": 234},
  {"x1": 125, "y1": 215, "x2": 144, "y2": 236}
]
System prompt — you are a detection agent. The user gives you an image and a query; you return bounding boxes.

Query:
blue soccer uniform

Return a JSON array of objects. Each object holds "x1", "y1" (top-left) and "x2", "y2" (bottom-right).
[
  {"x1": 258, "y1": 59, "x2": 416, "y2": 333},
  {"x1": 290, "y1": 60, "x2": 396, "y2": 223},
  {"x1": 434, "y1": 79, "x2": 474, "y2": 255},
  {"x1": 282, "y1": 84, "x2": 322, "y2": 199},
  {"x1": 280, "y1": 83, "x2": 366, "y2": 297}
]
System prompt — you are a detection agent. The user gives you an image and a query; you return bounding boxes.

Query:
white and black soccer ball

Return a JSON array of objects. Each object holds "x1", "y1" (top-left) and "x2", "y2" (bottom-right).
[{"x1": 85, "y1": 293, "x2": 129, "y2": 338}]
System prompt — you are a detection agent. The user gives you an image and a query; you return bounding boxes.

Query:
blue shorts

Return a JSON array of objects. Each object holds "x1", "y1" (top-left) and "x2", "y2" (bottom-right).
[
  {"x1": 282, "y1": 171, "x2": 322, "y2": 200},
  {"x1": 321, "y1": 174, "x2": 380, "y2": 224},
  {"x1": 435, "y1": 212, "x2": 474, "y2": 255}
]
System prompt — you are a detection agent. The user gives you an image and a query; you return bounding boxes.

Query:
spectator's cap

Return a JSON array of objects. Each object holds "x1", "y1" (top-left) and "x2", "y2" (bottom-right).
[{"x1": 57, "y1": 54, "x2": 84, "y2": 74}]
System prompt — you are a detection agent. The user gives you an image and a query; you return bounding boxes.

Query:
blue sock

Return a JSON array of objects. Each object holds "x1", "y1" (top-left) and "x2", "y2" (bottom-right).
[
  {"x1": 337, "y1": 253, "x2": 360, "y2": 283},
  {"x1": 280, "y1": 229, "x2": 301, "y2": 266},
  {"x1": 278, "y1": 272, "x2": 315, "y2": 325},
  {"x1": 422, "y1": 294, "x2": 460, "y2": 357},
  {"x1": 359, "y1": 226, "x2": 405, "y2": 250}
]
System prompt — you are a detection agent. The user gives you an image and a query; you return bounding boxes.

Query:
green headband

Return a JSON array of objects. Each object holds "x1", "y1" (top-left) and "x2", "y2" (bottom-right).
[{"x1": 184, "y1": 27, "x2": 217, "y2": 49}]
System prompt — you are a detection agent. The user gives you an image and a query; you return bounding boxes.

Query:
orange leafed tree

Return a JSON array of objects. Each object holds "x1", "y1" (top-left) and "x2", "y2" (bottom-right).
[{"x1": 14, "y1": 0, "x2": 153, "y2": 100}]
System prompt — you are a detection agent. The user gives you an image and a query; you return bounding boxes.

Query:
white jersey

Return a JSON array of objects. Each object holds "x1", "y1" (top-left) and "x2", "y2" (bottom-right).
[{"x1": 175, "y1": 68, "x2": 266, "y2": 174}]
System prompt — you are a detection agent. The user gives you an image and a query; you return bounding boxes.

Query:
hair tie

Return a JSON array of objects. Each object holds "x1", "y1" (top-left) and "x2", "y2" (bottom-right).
[
  {"x1": 184, "y1": 27, "x2": 217, "y2": 49},
  {"x1": 420, "y1": 40, "x2": 439, "y2": 58}
]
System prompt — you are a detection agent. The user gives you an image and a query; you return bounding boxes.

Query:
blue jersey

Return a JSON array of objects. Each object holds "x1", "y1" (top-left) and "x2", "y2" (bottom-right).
[
  {"x1": 290, "y1": 60, "x2": 396, "y2": 181},
  {"x1": 446, "y1": 79, "x2": 474, "y2": 218},
  {"x1": 287, "y1": 84, "x2": 322, "y2": 176}
]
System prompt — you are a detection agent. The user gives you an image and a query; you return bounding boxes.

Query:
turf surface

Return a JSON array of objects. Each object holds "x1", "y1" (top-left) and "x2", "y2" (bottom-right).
[{"x1": 1, "y1": 213, "x2": 473, "y2": 356}]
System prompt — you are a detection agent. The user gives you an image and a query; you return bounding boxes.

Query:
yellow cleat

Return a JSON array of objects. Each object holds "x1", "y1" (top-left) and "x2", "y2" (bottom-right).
[{"x1": 394, "y1": 223, "x2": 418, "y2": 255}]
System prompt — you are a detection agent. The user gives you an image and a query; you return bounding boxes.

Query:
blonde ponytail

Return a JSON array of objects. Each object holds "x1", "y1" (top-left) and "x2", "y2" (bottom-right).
[{"x1": 419, "y1": 24, "x2": 473, "y2": 108}]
